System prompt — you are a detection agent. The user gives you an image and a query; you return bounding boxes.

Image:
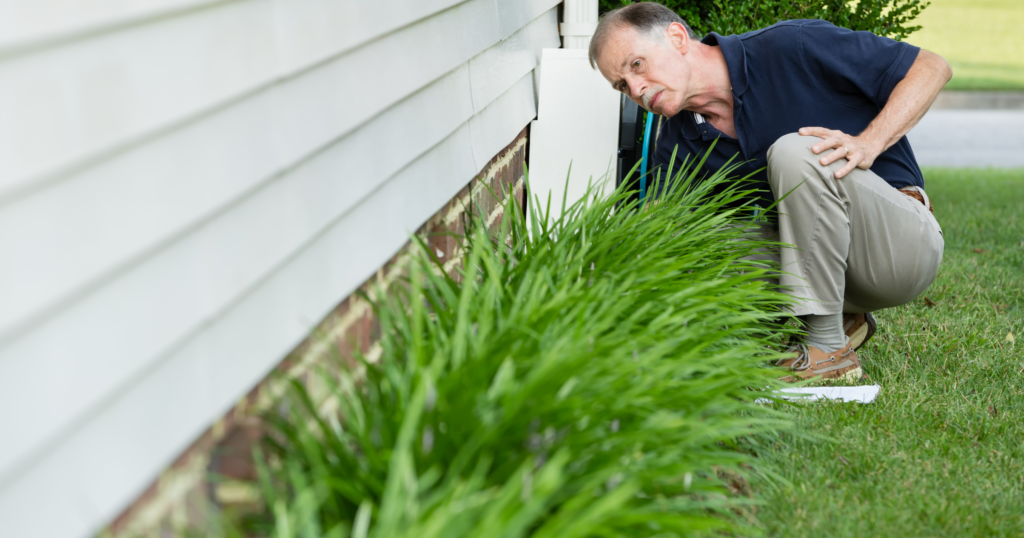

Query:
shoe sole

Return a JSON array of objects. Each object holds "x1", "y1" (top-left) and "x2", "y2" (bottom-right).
[
  {"x1": 848, "y1": 313, "x2": 877, "y2": 351},
  {"x1": 835, "y1": 366, "x2": 863, "y2": 383},
  {"x1": 793, "y1": 367, "x2": 864, "y2": 386},
  {"x1": 784, "y1": 362, "x2": 864, "y2": 385}
]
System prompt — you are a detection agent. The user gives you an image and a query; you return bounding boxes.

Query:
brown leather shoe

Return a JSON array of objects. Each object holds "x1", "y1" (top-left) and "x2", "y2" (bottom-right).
[
  {"x1": 777, "y1": 341, "x2": 863, "y2": 383},
  {"x1": 843, "y1": 312, "x2": 877, "y2": 351}
]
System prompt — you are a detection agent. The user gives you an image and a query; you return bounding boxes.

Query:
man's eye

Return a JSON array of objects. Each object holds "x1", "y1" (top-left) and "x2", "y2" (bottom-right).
[{"x1": 632, "y1": 60, "x2": 641, "y2": 70}]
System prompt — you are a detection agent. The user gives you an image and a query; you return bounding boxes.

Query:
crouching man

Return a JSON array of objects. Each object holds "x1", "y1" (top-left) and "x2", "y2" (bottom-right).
[{"x1": 590, "y1": 3, "x2": 948, "y2": 381}]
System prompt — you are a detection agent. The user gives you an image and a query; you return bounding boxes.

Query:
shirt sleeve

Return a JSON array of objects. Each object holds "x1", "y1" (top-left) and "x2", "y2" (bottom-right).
[{"x1": 799, "y1": 20, "x2": 920, "y2": 106}]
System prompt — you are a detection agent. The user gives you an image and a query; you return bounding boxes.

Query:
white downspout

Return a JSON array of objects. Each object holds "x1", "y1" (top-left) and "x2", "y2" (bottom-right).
[{"x1": 560, "y1": 0, "x2": 599, "y2": 50}]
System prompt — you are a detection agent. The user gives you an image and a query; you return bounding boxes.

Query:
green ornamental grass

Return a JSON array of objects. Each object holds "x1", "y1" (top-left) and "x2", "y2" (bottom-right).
[{"x1": 236, "y1": 155, "x2": 801, "y2": 537}]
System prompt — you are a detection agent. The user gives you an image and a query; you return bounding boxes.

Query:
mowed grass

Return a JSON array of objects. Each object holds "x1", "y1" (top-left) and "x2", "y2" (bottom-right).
[
  {"x1": 753, "y1": 168, "x2": 1024, "y2": 536},
  {"x1": 907, "y1": 0, "x2": 1024, "y2": 90}
]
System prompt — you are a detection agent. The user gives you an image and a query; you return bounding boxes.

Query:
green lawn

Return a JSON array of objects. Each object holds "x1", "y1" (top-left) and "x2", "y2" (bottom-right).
[
  {"x1": 907, "y1": 0, "x2": 1024, "y2": 91},
  {"x1": 753, "y1": 168, "x2": 1024, "y2": 536}
]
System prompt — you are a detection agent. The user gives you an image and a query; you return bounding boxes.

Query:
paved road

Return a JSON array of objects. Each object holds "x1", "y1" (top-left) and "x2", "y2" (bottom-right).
[{"x1": 908, "y1": 109, "x2": 1024, "y2": 168}]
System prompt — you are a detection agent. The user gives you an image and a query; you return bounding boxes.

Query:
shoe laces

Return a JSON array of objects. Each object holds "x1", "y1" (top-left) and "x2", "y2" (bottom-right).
[
  {"x1": 777, "y1": 343, "x2": 811, "y2": 371},
  {"x1": 777, "y1": 343, "x2": 851, "y2": 371}
]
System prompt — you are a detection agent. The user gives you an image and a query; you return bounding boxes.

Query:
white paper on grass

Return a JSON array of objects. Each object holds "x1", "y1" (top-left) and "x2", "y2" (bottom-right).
[{"x1": 758, "y1": 384, "x2": 881, "y2": 404}]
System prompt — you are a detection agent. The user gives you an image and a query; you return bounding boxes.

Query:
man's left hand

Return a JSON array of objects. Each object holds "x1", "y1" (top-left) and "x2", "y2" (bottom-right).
[{"x1": 798, "y1": 127, "x2": 880, "y2": 179}]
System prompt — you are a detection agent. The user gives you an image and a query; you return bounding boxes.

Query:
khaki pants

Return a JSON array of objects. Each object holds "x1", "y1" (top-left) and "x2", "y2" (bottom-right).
[{"x1": 755, "y1": 133, "x2": 944, "y2": 316}]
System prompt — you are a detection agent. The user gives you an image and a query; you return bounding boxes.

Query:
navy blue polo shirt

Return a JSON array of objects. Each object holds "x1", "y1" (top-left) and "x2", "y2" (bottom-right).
[{"x1": 650, "y1": 20, "x2": 923, "y2": 207}]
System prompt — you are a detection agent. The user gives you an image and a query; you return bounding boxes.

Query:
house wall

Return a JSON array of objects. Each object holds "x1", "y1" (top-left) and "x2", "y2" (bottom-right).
[
  {"x1": 105, "y1": 130, "x2": 529, "y2": 537},
  {"x1": 0, "y1": 2, "x2": 559, "y2": 537}
]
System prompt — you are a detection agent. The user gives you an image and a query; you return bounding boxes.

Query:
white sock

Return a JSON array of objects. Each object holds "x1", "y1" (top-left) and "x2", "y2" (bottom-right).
[{"x1": 799, "y1": 313, "x2": 847, "y2": 352}]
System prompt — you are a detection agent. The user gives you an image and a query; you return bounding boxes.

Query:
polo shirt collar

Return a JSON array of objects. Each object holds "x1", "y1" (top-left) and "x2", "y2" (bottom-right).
[{"x1": 701, "y1": 32, "x2": 748, "y2": 97}]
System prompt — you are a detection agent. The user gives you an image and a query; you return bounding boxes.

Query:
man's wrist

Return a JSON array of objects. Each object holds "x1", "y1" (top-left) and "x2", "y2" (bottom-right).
[{"x1": 857, "y1": 132, "x2": 887, "y2": 158}]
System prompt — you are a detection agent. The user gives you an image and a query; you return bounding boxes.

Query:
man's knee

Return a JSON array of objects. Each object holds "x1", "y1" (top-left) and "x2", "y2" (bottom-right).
[
  {"x1": 768, "y1": 132, "x2": 819, "y2": 161},
  {"x1": 766, "y1": 133, "x2": 824, "y2": 191}
]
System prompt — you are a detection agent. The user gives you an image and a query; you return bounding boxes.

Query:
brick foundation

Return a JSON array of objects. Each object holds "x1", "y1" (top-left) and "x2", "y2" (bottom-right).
[{"x1": 100, "y1": 129, "x2": 528, "y2": 538}]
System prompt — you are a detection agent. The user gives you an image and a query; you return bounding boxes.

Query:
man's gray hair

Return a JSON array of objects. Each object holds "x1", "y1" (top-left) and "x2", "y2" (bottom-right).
[{"x1": 588, "y1": 3, "x2": 700, "y2": 69}]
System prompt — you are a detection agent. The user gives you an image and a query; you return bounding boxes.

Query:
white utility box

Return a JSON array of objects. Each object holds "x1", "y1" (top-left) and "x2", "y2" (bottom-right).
[{"x1": 528, "y1": 48, "x2": 620, "y2": 221}]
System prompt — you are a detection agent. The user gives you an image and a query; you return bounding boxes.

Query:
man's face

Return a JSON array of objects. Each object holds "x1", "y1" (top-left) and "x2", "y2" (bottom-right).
[{"x1": 595, "y1": 23, "x2": 692, "y2": 118}]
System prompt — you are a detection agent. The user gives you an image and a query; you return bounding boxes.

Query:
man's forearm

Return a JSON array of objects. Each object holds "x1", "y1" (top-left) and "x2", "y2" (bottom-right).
[
  {"x1": 797, "y1": 48, "x2": 952, "y2": 178},
  {"x1": 861, "y1": 49, "x2": 953, "y2": 155}
]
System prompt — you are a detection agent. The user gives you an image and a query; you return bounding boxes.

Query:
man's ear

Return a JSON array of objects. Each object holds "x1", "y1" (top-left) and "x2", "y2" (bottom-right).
[{"x1": 666, "y1": 22, "x2": 690, "y2": 54}]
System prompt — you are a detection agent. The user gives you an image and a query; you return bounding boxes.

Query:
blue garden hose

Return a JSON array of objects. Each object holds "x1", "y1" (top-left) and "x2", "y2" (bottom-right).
[{"x1": 638, "y1": 111, "x2": 654, "y2": 203}]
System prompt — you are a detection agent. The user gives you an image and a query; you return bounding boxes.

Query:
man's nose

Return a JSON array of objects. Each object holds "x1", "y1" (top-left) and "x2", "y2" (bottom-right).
[{"x1": 628, "y1": 79, "x2": 646, "y2": 99}]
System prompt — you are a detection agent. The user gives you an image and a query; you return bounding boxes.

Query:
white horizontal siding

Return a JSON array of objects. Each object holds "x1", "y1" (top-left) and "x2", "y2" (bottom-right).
[
  {"x1": 0, "y1": 0, "x2": 499, "y2": 342},
  {"x1": 0, "y1": 0, "x2": 228, "y2": 52},
  {"x1": 0, "y1": 0, "x2": 467, "y2": 200},
  {"x1": 0, "y1": 1, "x2": 559, "y2": 536}
]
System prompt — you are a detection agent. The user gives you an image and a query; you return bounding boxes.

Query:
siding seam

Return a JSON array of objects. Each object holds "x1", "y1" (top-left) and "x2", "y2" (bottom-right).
[{"x1": 0, "y1": 0, "x2": 243, "y2": 59}]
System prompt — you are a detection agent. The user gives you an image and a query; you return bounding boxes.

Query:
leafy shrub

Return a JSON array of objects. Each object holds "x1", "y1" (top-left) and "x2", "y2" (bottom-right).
[
  {"x1": 599, "y1": 0, "x2": 930, "y2": 41},
  {"x1": 236, "y1": 158, "x2": 797, "y2": 538}
]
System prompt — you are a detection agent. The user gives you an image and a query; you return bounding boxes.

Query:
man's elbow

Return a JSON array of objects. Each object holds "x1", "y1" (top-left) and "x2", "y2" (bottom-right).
[
  {"x1": 923, "y1": 49, "x2": 953, "y2": 84},
  {"x1": 936, "y1": 54, "x2": 953, "y2": 84}
]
